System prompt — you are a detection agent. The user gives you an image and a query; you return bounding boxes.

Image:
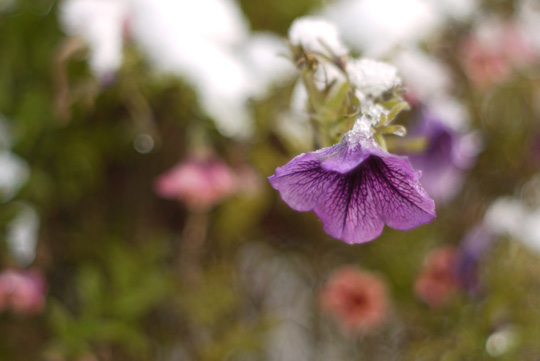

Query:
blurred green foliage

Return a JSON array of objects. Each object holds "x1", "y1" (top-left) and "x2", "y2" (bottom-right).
[{"x1": 2, "y1": 0, "x2": 540, "y2": 360}]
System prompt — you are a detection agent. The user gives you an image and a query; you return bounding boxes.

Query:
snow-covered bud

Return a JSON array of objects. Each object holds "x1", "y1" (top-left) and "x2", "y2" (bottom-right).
[{"x1": 347, "y1": 58, "x2": 402, "y2": 98}]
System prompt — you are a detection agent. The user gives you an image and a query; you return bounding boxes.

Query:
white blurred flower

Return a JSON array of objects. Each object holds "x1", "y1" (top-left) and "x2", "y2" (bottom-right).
[
  {"x1": 347, "y1": 58, "x2": 401, "y2": 97},
  {"x1": 429, "y1": 95, "x2": 470, "y2": 131},
  {"x1": 128, "y1": 0, "x2": 257, "y2": 138},
  {"x1": 59, "y1": 0, "x2": 130, "y2": 81},
  {"x1": 288, "y1": 16, "x2": 348, "y2": 57},
  {"x1": 241, "y1": 32, "x2": 296, "y2": 99},
  {"x1": 429, "y1": 0, "x2": 478, "y2": 21},
  {"x1": 521, "y1": 211, "x2": 540, "y2": 253},
  {"x1": 519, "y1": 0, "x2": 540, "y2": 52},
  {"x1": 484, "y1": 196, "x2": 540, "y2": 254},
  {"x1": 0, "y1": 152, "x2": 30, "y2": 203},
  {"x1": 7, "y1": 203, "x2": 40, "y2": 267},
  {"x1": 323, "y1": 0, "x2": 441, "y2": 57},
  {"x1": 59, "y1": 0, "x2": 271, "y2": 138},
  {"x1": 393, "y1": 47, "x2": 472, "y2": 134},
  {"x1": 394, "y1": 48, "x2": 452, "y2": 103},
  {"x1": 131, "y1": 0, "x2": 249, "y2": 48},
  {"x1": 484, "y1": 197, "x2": 526, "y2": 238},
  {"x1": 485, "y1": 327, "x2": 518, "y2": 357},
  {"x1": 239, "y1": 243, "x2": 313, "y2": 361}
]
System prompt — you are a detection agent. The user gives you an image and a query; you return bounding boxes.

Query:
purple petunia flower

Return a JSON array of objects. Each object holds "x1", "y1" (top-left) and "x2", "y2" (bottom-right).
[{"x1": 268, "y1": 118, "x2": 435, "y2": 244}]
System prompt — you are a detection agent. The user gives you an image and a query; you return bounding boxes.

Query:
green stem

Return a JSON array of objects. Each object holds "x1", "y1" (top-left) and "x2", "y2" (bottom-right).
[{"x1": 179, "y1": 211, "x2": 209, "y2": 284}]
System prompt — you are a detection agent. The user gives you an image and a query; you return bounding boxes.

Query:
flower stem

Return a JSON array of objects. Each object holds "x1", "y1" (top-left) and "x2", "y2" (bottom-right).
[{"x1": 179, "y1": 211, "x2": 209, "y2": 284}]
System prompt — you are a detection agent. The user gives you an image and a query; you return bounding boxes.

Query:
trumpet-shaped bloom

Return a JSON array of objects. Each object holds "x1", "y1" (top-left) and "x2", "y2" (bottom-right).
[{"x1": 268, "y1": 118, "x2": 435, "y2": 244}]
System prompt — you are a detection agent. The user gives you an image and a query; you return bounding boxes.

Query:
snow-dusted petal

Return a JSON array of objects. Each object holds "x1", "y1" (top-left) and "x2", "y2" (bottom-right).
[
  {"x1": 288, "y1": 16, "x2": 348, "y2": 56},
  {"x1": 322, "y1": 0, "x2": 441, "y2": 57},
  {"x1": 269, "y1": 136, "x2": 435, "y2": 244},
  {"x1": 347, "y1": 59, "x2": 401, "y2": 97},
  {"x1": 60, "y1": 0, "x2": 129, "y2": 80},
  {"x1": 126, "y1": 0, "x2": 255, "y2": 137},
  {"x1": 130, "y1": 0, "x2": 249, "y2": 48}
]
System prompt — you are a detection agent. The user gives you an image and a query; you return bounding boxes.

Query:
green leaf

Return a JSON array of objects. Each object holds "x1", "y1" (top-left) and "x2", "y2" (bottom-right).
[
  {"x1": 384, "y1": 101, "x2": 410, "y2": 125},
  {"x1": 378, "y1": 125, "x2": 407, "y2": 137},
  {"x1": 325, "y1": 81, "x2": 350, "y2": 114},
  {"x1": 77, "y1": 265, "x2": 105, "y2": 318},
  {"x1": 48, "y1": 300, "x2": 75, "y2": 338}
]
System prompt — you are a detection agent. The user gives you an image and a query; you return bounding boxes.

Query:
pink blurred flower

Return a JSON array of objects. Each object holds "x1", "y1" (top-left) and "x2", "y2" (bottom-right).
[
  {"x1": 459, "y1": 20, "x2": 536, "y2": 89},
  {"x1": 499, "y1": 25, "x2": 537, "y2": 67},
  {"x1": 320, "y1": 266, "x2": 388, "y2": 333},
  {"x1": 154, "y1": 157, "x2": 237, "y2": 211},
  {"x1": 415, "y1": 246, "x2": 458, "y2": 307},
  {"x1": 0, "y1": 268, "x2": 46, "y2": 315},
  {"x1": 460, "y1": 38, "x2": 511, "y2": 89}
]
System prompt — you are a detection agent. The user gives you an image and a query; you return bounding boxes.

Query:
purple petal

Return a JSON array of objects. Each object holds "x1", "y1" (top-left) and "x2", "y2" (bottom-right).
[
  {"x1": 408, "y1": 110, "x2": 480, "y2": 204},
  {"x1": 409, "y1": 130, "x2": 464, "y2": 204},
  {"x1": 369, "y1": 154, "x2": 436, "y2": 230},
  {"x1": 319, "y1": 141, "x2": 371, "y2": 174},
  {"x1": 269, "y1": 141, "x2": 436, "y2": 244},
  {"x1": 269, "y1": 151, "x2": 339, "y2": 212},
  {"x1": 313, "y1": 160, "x2": 383, "y2": 244}
]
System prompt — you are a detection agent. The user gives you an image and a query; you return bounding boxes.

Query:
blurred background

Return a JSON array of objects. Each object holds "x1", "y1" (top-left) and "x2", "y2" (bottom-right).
[{"x1": 2, "y1": 0, "x2": 540, "y2": 360}]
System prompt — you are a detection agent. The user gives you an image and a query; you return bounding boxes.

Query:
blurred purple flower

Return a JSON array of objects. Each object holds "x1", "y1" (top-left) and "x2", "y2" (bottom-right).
[
  {"x1": 268, "y1": 119, "x2": 435, "y2": 244},
  {"x1": 408, "y1": 110, "x2": 479, "y2": 205},
  {"x1": 0, "y1": 268, "x2": 46, "y2": 315},
  {"x1": 455, "y1": 223, "x2": 495, "y2": 295}
]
